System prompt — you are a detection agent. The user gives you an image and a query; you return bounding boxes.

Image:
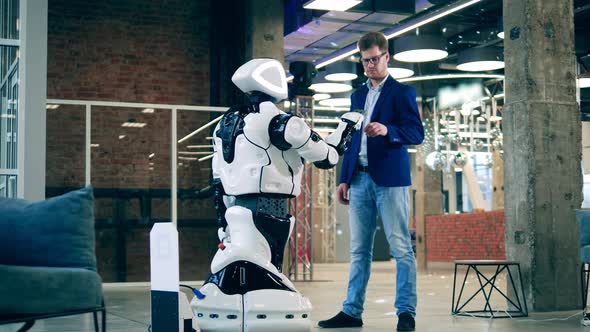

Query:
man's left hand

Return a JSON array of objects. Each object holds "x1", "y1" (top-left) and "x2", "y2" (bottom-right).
[{"x1": 364, "y1": 122, "x2": 388, "y2": 137}]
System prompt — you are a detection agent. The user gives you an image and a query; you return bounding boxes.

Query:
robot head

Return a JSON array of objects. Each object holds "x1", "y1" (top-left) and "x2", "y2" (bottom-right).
[{"x1": 232, "y1": 59, "x2": 288, "y2": 102}]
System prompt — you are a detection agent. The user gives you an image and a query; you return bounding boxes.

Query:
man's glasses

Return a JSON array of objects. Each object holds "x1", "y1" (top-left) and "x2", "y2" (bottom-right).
[{"x1": 360, "y1": 52, "x2": 387, "y2": 65}]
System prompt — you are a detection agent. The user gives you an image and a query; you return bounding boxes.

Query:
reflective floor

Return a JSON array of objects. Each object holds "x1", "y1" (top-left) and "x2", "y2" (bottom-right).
[{"x1": 0, "y1": 262, "x2": 586, "y2": 331}]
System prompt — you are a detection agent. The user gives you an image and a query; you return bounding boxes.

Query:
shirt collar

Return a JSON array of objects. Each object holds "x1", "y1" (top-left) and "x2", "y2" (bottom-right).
[{"x1": 366, "y1": 75, "x2": 388, "y2": 92}]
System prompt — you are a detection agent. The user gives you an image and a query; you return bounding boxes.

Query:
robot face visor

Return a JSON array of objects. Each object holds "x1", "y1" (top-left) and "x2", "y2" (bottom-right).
[{"x1": 232, "y1": 59, "x2": 288, "y2": 101}]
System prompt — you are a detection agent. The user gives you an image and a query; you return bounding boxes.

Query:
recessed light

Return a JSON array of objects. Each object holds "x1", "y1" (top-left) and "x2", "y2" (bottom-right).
[
  {"x1": 303, "y1": 0, "x2": 362, "y2": 11},
  {"x1": 309, "y1": 83, "x2": 352, "y2": 93}
]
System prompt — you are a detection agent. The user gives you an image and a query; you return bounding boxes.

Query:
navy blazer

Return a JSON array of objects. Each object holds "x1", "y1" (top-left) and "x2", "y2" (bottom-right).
[{"x1": 339, "y1": 75, "x2": 424, "y2": 187}]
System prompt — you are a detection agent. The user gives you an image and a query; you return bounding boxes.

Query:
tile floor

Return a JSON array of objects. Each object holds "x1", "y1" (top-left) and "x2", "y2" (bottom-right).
[{"x1": 0, "y1": 262, "x2": 587, "y2": 331}]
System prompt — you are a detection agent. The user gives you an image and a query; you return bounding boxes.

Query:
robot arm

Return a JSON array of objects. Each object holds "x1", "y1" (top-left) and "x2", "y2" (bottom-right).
[
  {"x1": 268, "y1": 112, "x2": 363, "y2": 169},
  {"x1": 324, "y1": 111, "x2": 364, "y2": 155}
]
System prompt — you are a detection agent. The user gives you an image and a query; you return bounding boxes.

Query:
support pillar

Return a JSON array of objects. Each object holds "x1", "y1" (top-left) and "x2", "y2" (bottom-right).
[
  {"x1": 209, "y1": 0, "x2": 284, "y2": 107},
  {"x1": 504, "y1": 0, "x2": 582, "y2": 310},
  {"x1": 491, "y1": 150, "x2": 504, "y2": 210}
]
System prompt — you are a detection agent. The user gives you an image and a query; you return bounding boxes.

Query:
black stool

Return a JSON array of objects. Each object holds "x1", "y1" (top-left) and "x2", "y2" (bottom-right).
[{"x1": 452, "y1": 260, "x2": 528, "y2": 318}]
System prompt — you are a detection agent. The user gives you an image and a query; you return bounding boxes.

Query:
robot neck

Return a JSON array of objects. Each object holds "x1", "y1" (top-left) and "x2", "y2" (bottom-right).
[{"x1": 248, "y1": 91, "x2": 275, "y2": 105}]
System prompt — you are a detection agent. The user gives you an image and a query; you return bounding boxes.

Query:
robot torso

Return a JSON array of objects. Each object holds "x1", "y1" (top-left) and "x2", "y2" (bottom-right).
[{"x1": 212, "y1": 101, "x2": 304, "y2": 197}]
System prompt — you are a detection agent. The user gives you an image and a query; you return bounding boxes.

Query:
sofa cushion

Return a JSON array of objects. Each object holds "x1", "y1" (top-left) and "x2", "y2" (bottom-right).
[
  {"x1": 0, "y1": 264, "x2": 102, "y2": 315},
  {"x1": 0, "y1": 187, "x2": 96, "y2": 270}
]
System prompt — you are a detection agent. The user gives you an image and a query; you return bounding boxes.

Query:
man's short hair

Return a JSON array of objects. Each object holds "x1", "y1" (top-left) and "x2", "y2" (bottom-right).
[{"x1": 358, "y1": 32, "x2": 388, "y2": 52}]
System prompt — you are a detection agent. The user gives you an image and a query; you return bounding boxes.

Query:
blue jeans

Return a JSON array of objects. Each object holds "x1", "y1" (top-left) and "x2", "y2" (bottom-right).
[{"x1": 342, "y1": 172, "x2": 417, "y2": 318}]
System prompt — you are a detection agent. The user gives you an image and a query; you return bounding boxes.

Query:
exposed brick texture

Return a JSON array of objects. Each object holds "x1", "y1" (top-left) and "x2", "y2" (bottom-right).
[
  {"x1": 425, "y1": 210, "x2": 506, "y2": 262},
  {"x1": 46, "y1": 0, "x2": 216, "y2": 281}
]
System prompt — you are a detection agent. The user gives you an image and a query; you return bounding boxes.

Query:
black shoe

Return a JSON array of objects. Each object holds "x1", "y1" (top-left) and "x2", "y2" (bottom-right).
[
  {"x1": 318, "y1": 311, "x2": 363, "y2": 328},
  {"x1": 396, "y1": 312, "x2": 415, "y2": 331}
]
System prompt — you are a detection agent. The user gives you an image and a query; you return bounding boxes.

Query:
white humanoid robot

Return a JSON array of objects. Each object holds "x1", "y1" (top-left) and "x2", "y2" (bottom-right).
[{"x1": 190, "y1": 58, "x2": 363, "y2": 332}]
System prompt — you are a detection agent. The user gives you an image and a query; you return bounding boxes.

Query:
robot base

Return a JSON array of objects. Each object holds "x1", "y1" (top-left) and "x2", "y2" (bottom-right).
[{"x1": 190, "y1": 283, "x2": 312, "y2": 332}]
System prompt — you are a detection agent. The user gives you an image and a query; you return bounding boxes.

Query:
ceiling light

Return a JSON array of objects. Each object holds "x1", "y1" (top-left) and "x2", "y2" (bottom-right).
[
  {"x1": 388, "y1": 60, "x2": 414, "y2": 79},
  {"x1": 303, "y1": 0, "x2": 362, "y2": 11},
  {"x1": 325, "y1": 73, "x2": 357, "y2": 81},
  {"x1": 46, "y1": 104, "x2": 60, "y2": 109},
  {"x1": 178, "y1": 156, "x2": 198, "y2": 161},
  {"x1": 311, "y1": 0, "x2": 481, "y2": 70},
  {"x1": 456, "y1": 47, "x2": 504, "y2": 72},
  {"x1": 580, "y1": 77, "x2": 590, "y2": 89},
  {"x1": 313, "y1": 93, "x2": 331, "y2": 101},
  {"x1": 324, "y1": 61, "x2": 358, "y2": 82},
  {"x1": 497, "y1": 31, "x2": 504, "y2": 39},
  {"x1": 118, "y1": 135, "x2": 126, "y2": 140},
  {"x1": 198, "y1": 154, "x2": 214, "y2": 162},
  {"x1": 388, "y1": 67, "x2": 414, "y2": 79},
  {"x1": 178, "y1": 114, "x2": 224, "y2": 144},
  {"x1": 393, "y1": 35, "x2": 448, "y2": 63},
  {"x1": 397, "y1": 73, "x2": 504, "y2": 83},
  {"x1": 142, "y1": 108, "x2": 154, "y2": 113},
  {"x1": 314, "y1": 105, "x2": 349, "y2": 112},
  {"x1": 319, "y1": 98, "x2": 351, "y2": 107},
  {"x1": 178, "y1": 151, "x2": 211, "y2": 155},
  {"x1": 122, "y1": 122, "x2": 147, "y2": 128},
  {"x1": 309, "y1": 83, "x2": 352, "y2": 93}
]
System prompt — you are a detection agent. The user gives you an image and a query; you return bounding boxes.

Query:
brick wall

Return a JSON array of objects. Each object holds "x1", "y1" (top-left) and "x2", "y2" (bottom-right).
[
  {"x1": 46, "y1": 0, "x2": 216, "y2": 281},
  {"x1": 425, "y1": 210, "x2": 506, "y2": 262}
]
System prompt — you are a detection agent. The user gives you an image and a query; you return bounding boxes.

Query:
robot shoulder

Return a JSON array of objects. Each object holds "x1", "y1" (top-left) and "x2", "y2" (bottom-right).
[{"x1": 268, "y1": 114, "x2": 311, "y2": 151}]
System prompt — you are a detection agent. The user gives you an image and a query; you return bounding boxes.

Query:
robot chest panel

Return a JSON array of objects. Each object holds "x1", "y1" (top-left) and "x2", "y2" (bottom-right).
[{"x1": 216, "y1": 112, "x2": 247, "y2": 164}]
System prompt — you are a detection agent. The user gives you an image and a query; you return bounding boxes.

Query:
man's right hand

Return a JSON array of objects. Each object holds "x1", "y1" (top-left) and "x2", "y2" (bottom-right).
[{"x1": 337, "y1": 183, "x2": 350, "y2": 205}]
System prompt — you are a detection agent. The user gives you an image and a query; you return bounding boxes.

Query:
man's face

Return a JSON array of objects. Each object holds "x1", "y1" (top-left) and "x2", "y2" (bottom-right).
[{"x1": 360, "y1": 45, "x2": 389, "y2": 80}]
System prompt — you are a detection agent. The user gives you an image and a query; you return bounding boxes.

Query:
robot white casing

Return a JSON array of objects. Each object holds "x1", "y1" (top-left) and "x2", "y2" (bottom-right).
[{"x1": 190, "y1": 58, "x2": 362, "y2": 332}]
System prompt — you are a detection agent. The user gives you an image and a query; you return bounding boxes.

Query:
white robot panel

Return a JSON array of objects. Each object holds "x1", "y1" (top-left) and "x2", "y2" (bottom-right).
[
  {"x1": 190, "y1": 283, "x2": 243, "y2": 332},
  {"x1": 243, "y1": 289, "x2": 312, "y2": 332},
  {"x1": 212, "y1": 133, "x2": 269, "y2": 195},
  {"x1": 210, "y1": 206, "x2": 277, "y2": 275}
]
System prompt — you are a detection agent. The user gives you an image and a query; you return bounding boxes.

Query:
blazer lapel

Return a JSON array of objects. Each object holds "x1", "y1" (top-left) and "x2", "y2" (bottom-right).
[{"x1": 370, "y1": 76, "x2": 395, "y2": 121}]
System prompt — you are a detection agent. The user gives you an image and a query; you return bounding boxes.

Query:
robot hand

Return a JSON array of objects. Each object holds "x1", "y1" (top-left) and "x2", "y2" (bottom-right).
[{"x1": 324, "y1": 111, "x2": 364, "y2": 155}]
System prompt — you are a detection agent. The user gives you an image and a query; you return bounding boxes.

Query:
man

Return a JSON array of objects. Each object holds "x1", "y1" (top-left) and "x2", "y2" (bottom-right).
[{"x1": 318, "y1": 32, "x2": 424, "y2": 331}]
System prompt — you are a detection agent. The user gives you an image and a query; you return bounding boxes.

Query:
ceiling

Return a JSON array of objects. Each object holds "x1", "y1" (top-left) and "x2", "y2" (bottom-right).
[{"x1": 282, "y1": 0, "x2": 590, "y2": 120}]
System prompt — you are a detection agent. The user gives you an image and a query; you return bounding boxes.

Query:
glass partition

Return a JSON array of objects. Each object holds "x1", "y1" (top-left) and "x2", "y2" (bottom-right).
[
  {"x1": 46, "y1": 104, "x2": 86, "y2": 188},
  {"x1": 91, "y1": 106, "x2": 171, "y2": 281}
]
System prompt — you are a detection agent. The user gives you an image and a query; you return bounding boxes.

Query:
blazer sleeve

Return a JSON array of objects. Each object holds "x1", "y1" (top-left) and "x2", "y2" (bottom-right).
[{"x1": 385, "y1": 86, "x2": 424, "y2": 145}]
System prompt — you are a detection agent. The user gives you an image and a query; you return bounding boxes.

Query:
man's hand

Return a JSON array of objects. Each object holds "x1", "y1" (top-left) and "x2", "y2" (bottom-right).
[
  {"x1": 364, "y1": 122, "x2": 388, "y2": 137},
  {"x1": 337, "y1": 183, "x2": 350, "y2": 205}
]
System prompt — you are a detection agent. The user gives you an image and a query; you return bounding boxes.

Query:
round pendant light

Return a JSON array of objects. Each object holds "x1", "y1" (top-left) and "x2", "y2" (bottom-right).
[
  {"x1": 393, "y1": 35, "x2": 448, "y2": 63},
  {"x1": 313, "y1": 93, "x2": 331, "y2": 101},
  {"x1": 456, "y1": 47, "x2": 504, "y2": 72},
  {"x1": 309, "y1": 82, "x2": 352, "y2": 93},
  {"x1": 319, "y1": 98, "x2": 352, "y2": 107},
  {"x1": 324, "y1": 61, "x2": 358, "y2": 82},
  {"x1": 387, "y1": 59, "x2": 414, "y2": 79}
]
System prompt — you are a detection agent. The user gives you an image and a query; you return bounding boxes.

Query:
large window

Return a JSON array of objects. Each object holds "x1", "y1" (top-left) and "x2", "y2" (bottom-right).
[{"x1": 0, "y1": 0, "x2": 19, "y2": 198}]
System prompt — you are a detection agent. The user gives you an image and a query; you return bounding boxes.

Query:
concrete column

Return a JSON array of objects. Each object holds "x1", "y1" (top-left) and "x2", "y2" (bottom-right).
[
  {"x1": 504, "y1": 0, "x2": 582, "y2": 311},
  {"x1": 491, "y1": 150, "x2": 504, "y2": 210},
  {"x1": 244, "y1": 0, "x2": 284, "y2": 61},
  {"x1": 414, "y1": 109, "x2": 443, "y2": 271},
  {"x1": 209, "y1": 0, "x2": 284, "y2": 107}
]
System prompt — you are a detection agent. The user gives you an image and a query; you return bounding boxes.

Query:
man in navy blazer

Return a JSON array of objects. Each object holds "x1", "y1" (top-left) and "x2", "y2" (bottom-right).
[{"x1": 319, "y1": 32, "x2": 424, "y2": 331}]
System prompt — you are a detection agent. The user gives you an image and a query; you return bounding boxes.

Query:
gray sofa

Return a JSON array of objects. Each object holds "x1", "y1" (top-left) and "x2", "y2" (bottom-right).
[{"x1": 0, "y1": 187, "x2": 106, "y2": 332}]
